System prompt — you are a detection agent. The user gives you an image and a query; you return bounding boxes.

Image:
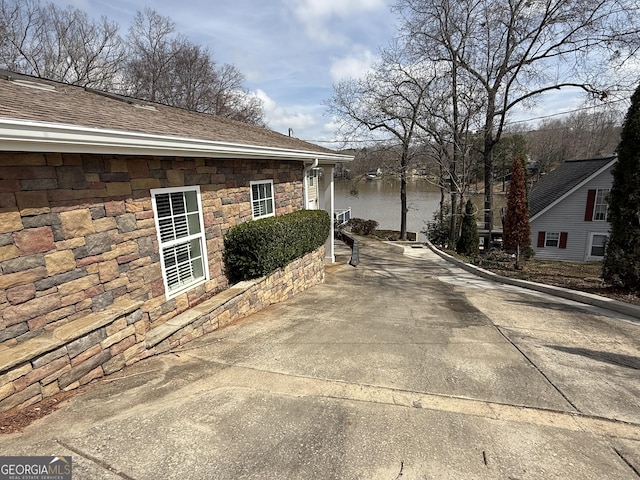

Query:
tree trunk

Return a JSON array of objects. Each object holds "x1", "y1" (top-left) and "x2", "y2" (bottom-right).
[{"x1": 400, "y1": 150, "x2": 408, "y2": 240}]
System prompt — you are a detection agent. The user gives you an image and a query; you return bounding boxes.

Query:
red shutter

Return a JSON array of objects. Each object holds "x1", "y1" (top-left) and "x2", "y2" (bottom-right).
[
  {"x1": 537, "y1": 231, "x2": 545, "y2": 247},
  {"x1": 559, "y1": 232, "x2": 568, "y2": 249},
  {"x1": 584, "y1": 189, "x2": 596, "y2": 221}
]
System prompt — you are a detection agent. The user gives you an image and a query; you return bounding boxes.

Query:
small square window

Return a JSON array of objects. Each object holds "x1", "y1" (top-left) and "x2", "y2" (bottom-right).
[
  {"x1": 251, "y1": 180, "x2": 275, "y2": 219},
  {"x1": 545, "y1": 232, "x2": 559, "y2": 247},
  {"x1": 590, "y1": 234, "x2": 608, "y2": 257}
]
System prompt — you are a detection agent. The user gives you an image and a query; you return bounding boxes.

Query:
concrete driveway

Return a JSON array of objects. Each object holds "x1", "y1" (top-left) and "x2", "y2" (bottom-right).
[{"x1": 2, "y1": 239, "x2": 639, "y2": 479}]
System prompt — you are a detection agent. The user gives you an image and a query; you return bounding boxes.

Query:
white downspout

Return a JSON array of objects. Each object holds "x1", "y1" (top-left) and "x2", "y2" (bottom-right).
[{"x1": 303, "y1": 158, "x2": 318, "y2": 209}]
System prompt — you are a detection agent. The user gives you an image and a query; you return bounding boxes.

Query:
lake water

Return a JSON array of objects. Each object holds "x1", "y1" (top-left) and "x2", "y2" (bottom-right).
[{"x1": 334, "y1": 177, "x2": 441, "y2": 240}]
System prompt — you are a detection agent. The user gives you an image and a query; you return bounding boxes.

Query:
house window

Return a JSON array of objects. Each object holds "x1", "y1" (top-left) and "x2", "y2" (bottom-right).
[
  {"x1": 537, "y1": 231, "x2": 568, "y2": 249},
  {"x1": 151, "y1": 186, "x2": 208, "y2": 298},
  {"x1": 588, "y1": 233, "x2": 608, "y2": 258},
  {"x1": 251, "y1": 180, "x2": 275, "y2": 219},
  {"x1": 593, "y1": 189, "x2": 609, "y2": 221},
  {"x1": 545, "y1": 232, "x2": 560, "y2": 247}
]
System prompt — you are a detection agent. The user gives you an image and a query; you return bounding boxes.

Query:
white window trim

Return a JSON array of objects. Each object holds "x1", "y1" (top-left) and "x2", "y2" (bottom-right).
[
  {"x1": 586, "y1": 232, "x2": 608, "y2": 261},
  {"x1": 545, "y1": 232, "x2": 560, "y2": 248},
  {"x1": 593, "y1": 188, "x2": 609, "y2": 221},
  {"x1": 250, "y1": 179, "x2": 275, "y2": 219},
  {"x1": 151, "y1": 186, "x2": 209, "y2": 299}
]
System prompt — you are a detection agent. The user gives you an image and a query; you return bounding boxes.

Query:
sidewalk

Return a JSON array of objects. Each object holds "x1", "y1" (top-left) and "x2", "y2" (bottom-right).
[{"x1": 1, "y1": 239, "x2": 639, "y2": 479}]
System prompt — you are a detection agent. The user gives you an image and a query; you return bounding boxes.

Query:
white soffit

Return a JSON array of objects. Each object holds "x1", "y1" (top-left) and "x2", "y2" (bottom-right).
[{"x1": 0, "y1": 118, "x2": 352, "y2": 165}]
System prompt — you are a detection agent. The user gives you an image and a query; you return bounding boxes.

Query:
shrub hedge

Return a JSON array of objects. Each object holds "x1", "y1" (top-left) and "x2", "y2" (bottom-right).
[{"x1": 223, "y1": 209, "x2": 330, "y2": 282}]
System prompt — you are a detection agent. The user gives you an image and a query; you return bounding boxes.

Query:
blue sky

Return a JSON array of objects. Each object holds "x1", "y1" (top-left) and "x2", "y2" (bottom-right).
[
  {"x1": 52, "y1": 0, "x2": 397, "y2": 146},
  {"x1": 50, "y1": 0, "x2": 627, "y2": 148}
]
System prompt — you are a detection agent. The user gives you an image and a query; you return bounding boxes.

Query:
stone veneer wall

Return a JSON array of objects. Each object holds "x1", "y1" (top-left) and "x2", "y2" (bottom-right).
[
  {"x1": 0, "y1": 152, "x2": 303, "y2": 343},
  {"x1": 0, "y1": 151, "x2": 324, "y2": 411},
  {"x1": 0, "y1": 247, "x2": 325, "y2": 412}
]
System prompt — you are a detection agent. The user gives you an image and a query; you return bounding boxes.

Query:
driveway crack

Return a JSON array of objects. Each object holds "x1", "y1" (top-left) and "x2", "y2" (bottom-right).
[
  {"x1": 56, "y1": 439, "x2": 136, "y2": 480},
  {"x1": 493, "y1": 326, "x2": 580, "y2": 412}
]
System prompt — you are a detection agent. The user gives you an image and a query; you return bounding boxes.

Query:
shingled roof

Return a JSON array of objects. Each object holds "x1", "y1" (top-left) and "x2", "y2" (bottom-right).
[
  {"x1": 529, "y1": 156, "x2": 616, "y2": 220},
  {"x1": 0, "y1": 70, "x2": 350, "y2": 164}
]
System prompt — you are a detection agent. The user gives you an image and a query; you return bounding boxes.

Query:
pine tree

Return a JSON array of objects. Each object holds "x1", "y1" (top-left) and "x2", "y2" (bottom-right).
[
  {"x1": 603, "y1": 84, "x2": 640, "y2": 291},
  {"x1": 456, "y1": 199, "x2": 479, "y2": 256},
  {"x1": 503, "y1": 156, "x2": 531, "y2": 269}
]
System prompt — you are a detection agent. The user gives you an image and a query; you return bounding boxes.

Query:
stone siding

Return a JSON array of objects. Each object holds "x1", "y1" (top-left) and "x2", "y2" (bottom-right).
[
  {"x1": 0, "y1": 152, "x2": 304, "y2": 343},
  {"x1": 0, "y1": 151, "x2": 325, "y2": 412},
  {"x1": 0, "y1": 247, "x2": 324, "y2": 412}
]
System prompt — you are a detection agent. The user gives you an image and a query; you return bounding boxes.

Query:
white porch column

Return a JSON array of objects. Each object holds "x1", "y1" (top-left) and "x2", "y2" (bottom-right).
[{"x1": 323, "y1": 165, "x2": 335, "y2": 263}]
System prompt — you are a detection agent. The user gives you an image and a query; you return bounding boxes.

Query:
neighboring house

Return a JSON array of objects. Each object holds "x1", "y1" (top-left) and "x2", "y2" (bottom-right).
[
  {"x1": 529, "y1": 156, "x2": 616, "y2": 262},
  {"x1": 0, "y1": 71, "x2": 352, "y2": 411}
]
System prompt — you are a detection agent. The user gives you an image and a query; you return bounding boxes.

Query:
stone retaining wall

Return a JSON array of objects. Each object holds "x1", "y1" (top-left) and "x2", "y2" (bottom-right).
[
  {"x1": 0, "y1": 247, "x2": 325, "y2": 412},
  {"x1": 0, "y1": 151, "x2": 324, "y2": 412}
]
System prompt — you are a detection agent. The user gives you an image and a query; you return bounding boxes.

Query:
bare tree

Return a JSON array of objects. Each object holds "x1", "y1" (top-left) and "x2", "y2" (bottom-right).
[
  {"x1": 526, "y1": 107, "x2": 623, "y2": 178},
  {"x1": 210, "y1": 63, "x2": 266, "y2": 126},
  {"x1": 0, "y1": 0, "x2": 124, "y2": 89},
  {"x1": 124, "y1": 8, "x2": 184, "y2": 103},
  {"x1": 418, "y1": 68, "x2": 483, "y2": 244},
  {"x1": 124, "y1": 8, "x2": 264, "y2": 125},
  {"x1": 394, "y1": 0, "x2": 640, "y2": 239},
  {"x1": 327, "y1": 47, "x2": 434, "y2": 239}
]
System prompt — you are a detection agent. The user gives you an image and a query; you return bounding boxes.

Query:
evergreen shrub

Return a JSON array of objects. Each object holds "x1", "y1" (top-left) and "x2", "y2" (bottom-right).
[
  {"x1": 456, "y1": 199, "x2": 479, "y2": 256},
  {"x1": 223, "y1": 209, "x2": 330, "y2": 283},
  {"x1": 425, "y1": 203, "x2": 452, "y2": 248}
]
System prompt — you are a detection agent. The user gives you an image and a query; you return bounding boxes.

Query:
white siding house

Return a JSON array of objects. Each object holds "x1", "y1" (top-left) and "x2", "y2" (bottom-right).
[{"x1": 529, "y1": 157, "x2": 616, "y2": 262}]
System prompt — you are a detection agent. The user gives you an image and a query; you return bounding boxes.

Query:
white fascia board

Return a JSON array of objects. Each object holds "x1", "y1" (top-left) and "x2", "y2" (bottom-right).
[
  {"x1": 530, "y1": 158, "x2": 617, "y2": 222},
  {"x1": 0, "y1": 118, "x2": 353, "y2": 164}
]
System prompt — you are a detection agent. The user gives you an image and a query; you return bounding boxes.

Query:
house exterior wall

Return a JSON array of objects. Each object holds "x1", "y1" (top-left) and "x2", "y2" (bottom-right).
[
  {"x1": 0, "y1": 152, "x2": 305, "y2": 343},
  {"x1": 0, "y1": 151, "x2": 328, "y2": 410},
  {"x1": 530, "y1": 165, "x2": 613, "y2": 262}
]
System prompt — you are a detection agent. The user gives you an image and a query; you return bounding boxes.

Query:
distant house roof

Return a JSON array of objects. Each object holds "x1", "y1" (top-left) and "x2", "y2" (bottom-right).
[
  {"x1": 0, "y1": 70, "x2": 351, "y2": 164},
  {"x1": 529, "y1": 156, "x2": 616, "y2": 220}
]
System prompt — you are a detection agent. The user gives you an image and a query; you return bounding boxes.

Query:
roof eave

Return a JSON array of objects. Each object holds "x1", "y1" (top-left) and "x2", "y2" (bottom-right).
[
  {"x1": 0, "y1": 118, "x2": 353, "y2": 164},
  {"x1": 530, "y1": 157, "x2": 617, "y2": 222}
]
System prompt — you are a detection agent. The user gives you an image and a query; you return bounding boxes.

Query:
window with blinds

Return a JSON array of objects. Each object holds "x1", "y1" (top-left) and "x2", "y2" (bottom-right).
[
  {"x1": 151, "y1": 187, "x2": 208, "y2": 298},
  {"x1": 250, "y1": 180, "x2": 275, "y2": 219}
]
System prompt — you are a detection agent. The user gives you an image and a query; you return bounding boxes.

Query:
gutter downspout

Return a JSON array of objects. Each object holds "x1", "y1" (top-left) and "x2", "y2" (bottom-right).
[{"x1": 303, "y1": 158, "x2": 319, "y2": 209}]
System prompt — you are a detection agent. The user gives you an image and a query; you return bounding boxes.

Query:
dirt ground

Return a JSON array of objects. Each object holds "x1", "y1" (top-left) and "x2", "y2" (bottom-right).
[
  {"x1": 0, "y1": 388, "x2": 82, "y2": 434},
  {"x1": 471, "y1": 252, "x2": 640, "y2": 306}
]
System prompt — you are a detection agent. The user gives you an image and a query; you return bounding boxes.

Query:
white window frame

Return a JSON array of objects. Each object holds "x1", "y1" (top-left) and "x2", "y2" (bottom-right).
[
  {"x1": 586, "y1": 232, "x2": 608, "y2": 260},
  {"x1": 151, "y1": 186, "x2": 209, "y2": 299},
  {"x1": 250, "y1": 180, "x2": 275, "y2": 219},
  {"x1": 545, "y1": 232, "x2": 560, "y2": 248},
  {"x1": 593, "y1": 189, "x2": 609, "y2": 221}
]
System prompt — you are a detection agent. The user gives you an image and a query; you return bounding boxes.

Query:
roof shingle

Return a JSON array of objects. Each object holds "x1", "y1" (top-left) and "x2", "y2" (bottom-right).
[
  {"x1": 528, "y1": 156, "x2": 616, "y2": 218},
  {"x1": 0, "y1": 70, "x2": 336, "y2": 155}
]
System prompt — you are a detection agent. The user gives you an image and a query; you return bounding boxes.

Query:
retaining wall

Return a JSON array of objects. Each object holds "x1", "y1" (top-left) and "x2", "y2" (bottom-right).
[{"x1": 0, "y1": 247, "x2": 325, "y2": 412}]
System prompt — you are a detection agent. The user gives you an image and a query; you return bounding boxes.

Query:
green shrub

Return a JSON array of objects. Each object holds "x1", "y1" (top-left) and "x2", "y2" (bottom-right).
[
  {"x1": 347, "y1": 218, "x2": 379, "y2": 235},
  {"x1": 425, "y1": 203, "x2": 451, "y2": 248},
  {"x1": 223, "y1": 209, "x2": 330, "y2": 282}
]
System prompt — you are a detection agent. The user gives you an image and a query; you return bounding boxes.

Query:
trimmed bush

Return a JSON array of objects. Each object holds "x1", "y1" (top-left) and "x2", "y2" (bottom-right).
[{"x1": 223, "y1": 209, "x2": 330, "y2": 282}]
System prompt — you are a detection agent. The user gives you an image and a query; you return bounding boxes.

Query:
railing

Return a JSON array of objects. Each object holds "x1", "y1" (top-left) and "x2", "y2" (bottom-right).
[
  {"x1": 335, "y1": 229, "x2": 359, "y2": 267},
  {"x1": 334, "y1": 207, "x2": 351, "y2": 226}
]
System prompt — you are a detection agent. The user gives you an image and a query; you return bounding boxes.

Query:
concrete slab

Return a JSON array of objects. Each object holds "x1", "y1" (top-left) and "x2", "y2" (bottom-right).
[{"x1": 1, "y1": 237, "x2": 639, "y2": 479}]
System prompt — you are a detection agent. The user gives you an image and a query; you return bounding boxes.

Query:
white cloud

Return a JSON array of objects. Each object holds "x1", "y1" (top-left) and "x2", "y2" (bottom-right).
[
  {"x1": 292, "y1": 0, "x2": 386, "y2": 19},
  {"x1": 255, "y1": 89, "x2": 318, "y2": 133},
  {"x1": 288, "y1": 0, "x2": 387, "y2": 45},
  {"x1": 330, "y1": 49, "x2": 377, "y2": 82}
]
